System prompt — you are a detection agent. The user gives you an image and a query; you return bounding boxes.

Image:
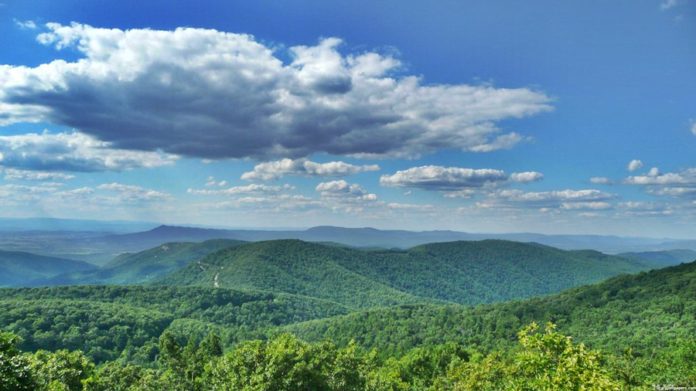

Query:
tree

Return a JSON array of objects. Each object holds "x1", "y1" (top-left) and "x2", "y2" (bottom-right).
[{"x1": 0, "y1": 332, "x2": 35, "y2": 391}]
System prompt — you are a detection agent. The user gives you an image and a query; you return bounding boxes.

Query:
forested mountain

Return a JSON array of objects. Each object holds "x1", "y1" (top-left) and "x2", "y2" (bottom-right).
[
  {"x1": 1, "y1": 257, "x2": 694, "y2": 389},
  {"x1": 156, "y1": 240, "x2": 423, "y2": 309},
  {"x1": 35, "y1": 239, "x2": 246, "y2": 286},
  {"x1": 285, "y1": 260, "x2": 696, "y2": 358},
  {"x1": 156, "y1": 239, "x2": 665, "y2": 307},
  {"x1": 0, "y1": 250, "x2": 96, "y2": 287}
]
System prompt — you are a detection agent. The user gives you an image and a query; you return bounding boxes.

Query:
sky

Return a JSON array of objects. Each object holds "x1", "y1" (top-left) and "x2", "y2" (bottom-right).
[{"x1": 0, "y1": 0, "x2": 695, "y2": 237}]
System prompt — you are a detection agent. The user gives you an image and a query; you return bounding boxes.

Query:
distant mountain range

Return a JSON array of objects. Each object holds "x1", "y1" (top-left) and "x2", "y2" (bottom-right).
[
  {"x1": 618, "y1": 249, "x2": 696, "y2": 266},
  {"x1": 90, "y1": 224, "x2": 696, "y2": 255},
  {"x1": 34, "y1": 239, "x2": 246, "y2": 286},
  {"x1": 2, "y1": 220, "x2": 696, "y2": 264},
  {"x1": 0, "y1": 249, "x2": 96, "y2": 287}
]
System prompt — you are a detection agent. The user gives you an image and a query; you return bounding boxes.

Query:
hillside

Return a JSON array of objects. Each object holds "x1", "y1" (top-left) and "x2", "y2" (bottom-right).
[
  {"x1": 156, "y1": 239, "x2": 662, "y2": 307},
  {"x1": 1, "y1": 255, "x2": 694, "y2": 388},
  {"x1": 0, "y1": 285, "x2": 349, "y2": 363},
  {"x1": 285, "y1": 260, "x2": 696, "y2": 358},
  {"x1": 0, "y1": 250, "x2": 96, "y2": 287},
  {"x1": 156, "y1": 240, "x2": 424, "y2": 309},
  {"x1": 37, "y1": 239, "x2": 246, "y2": 286}
]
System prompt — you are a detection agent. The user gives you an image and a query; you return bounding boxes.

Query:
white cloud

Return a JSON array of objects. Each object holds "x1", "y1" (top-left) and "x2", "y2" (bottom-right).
[
  {"x1": 625, "y1": 167, "x2": 696, "y2": 201},
  {"x1": 14, "y1": 19, "x2": 37, "y2": 30},
  {"x1": 379, "y1": 166, "x2": 542, "y2": 197},
  {"x1": 0, "y1": 131, "x2": 177, "y2": 172},
  {"x1": 316, "y1": 180, "x2": 377, "y2": 201},
  {"x1": 691, "y1": 121, "x2": 696, "y2": 136},
  {"x1": 625, "y1": 167, "x2": 696, "y2": 186},
  {"x1": 97, "y1": 183, "x2": 171, "y2": 202},
  {"x1": 380, "y1": 166, "x2": 509, "y2": 190},
  {"x1": 0, "y1": 182, "x2": 170, "y2": 213},
  {"x1": 627, "y1": 159, "x2": 644, "y2": 172},
  {"x1": 590, "y1": 177, "x2": 612, "y2": 185},
  {"x1": 510, "y1": 171, "x2": 544, "y2": 183},
  {"x1": 187, "y1": 183, "x2": 294, "y2": 196},
  {"x1": 2, "y1": 168, "x2": 74, "y2": 181},
  {"x1": 0, "y1": 23, "x2": 552, "y2": 160},
  {"x1": 480, "y1": 188, "x2": 615, "y2": 210},
  {"x1": 560, "y1": 201, "x2": 612, "y2": 210},
  {"x1": 205, "y1": 177, "x2": 228, "y2": 187},
  {"x1": 241, "y1": 158, "x2": 379, "y2": 181},
  {"x1": 618, "y1": 201, "x2": 674, "y2": 216}
]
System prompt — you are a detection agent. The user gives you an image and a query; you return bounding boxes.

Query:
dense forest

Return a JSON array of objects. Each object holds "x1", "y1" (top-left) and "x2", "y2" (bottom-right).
[
  {"x1": 1, "y1": 253, "x2": 695, "y2": 389},
  {"x1": 156, "y1": 239, "x2": 668, "y2": 306}
]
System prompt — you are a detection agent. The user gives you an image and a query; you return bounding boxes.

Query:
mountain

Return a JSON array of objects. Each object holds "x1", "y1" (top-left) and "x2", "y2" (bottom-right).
[
  {"x1": 0, "y1": 250, "x2": 96, "y2": 287},
  {"x1": 3, "y1": 222, "x2": 696, "y2": 263},
  {"x1": 285, "y1": 259, "x2": 696, "y2": 358},
  {"x1": 156, "y1": 239, "x2": 661, "y2": 308},
  {"x1": 94, "y1": 225, "x2": 696, "y2": 253},
  {"x1": 618, "y1": 249, "x2": 696, "y2": 267},
  {"x1": 156, "y1": 240, "x2": 423, "y2": 309},
  {"x1": 35, "y1": 239, "x2": 246, "y2": 286}
]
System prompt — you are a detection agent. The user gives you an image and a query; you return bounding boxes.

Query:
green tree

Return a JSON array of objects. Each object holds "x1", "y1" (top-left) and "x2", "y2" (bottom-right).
[
  {"x1": 28, "y1": 349, "x2": 94, "y2": 391},
  {"x1": 0, "y1": 332, "x2": 35, "y2": 391}
]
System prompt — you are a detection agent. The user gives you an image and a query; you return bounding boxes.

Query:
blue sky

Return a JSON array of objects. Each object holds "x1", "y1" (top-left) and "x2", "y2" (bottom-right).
[{"x1": 0, "y1": 0, "x2": 695, "y2": 237}]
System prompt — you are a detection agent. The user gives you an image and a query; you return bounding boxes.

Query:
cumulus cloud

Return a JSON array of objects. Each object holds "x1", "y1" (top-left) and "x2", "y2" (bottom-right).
[
  {"x1": 691, "y1": 121, "x2": 696, "y2": 136},
  {"x1": 380, "y1": 166, "x2": 508, "y2": 190},
  {"x1": 625, "y1": 167, "x2": 696, "y2": 186},
  {"x1": 625, "y1": 167, "x2": 696, "y2": 200},
  {"x1": 316, "y1": 180, "x2": 377, "y2": 201},
  {"x1": 379, "y1": 165, "x2": 543, "y2": 197},
  {"x1": 0, "y1": 23, "x2": 552, "y2": 160},
  {"x1": 241, "y1": 158, "x2": 379, "y2": 181},
  {"x1": 510, "y1": 171, "x2": 544, "y2": 183},
  {"x1": 0, "y1": 131, "x2": 177, "y2": 172},
  {"x1": 627, "y1": 159, "x2": 644, "y2": 172}
]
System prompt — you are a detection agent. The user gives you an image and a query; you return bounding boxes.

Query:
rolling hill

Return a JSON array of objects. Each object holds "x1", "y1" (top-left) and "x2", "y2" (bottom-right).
[
  {"x1": 35, "y1": 239, "x2": 246, "y2": 286},
  {"x1": 0, "y1": 250, "x2": 96, "y2": 287},
  {"x1": 284, "y1": 259, "x2": 696, "y2": 358},
  {"x1": 156, "y1": 239, "x2": 664, "y2": 307}
]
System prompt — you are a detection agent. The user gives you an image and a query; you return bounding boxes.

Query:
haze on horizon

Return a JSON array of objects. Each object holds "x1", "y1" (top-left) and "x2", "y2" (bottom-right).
[{"x1": 0, "y1": 0, "x2": 695, "y2": 238}]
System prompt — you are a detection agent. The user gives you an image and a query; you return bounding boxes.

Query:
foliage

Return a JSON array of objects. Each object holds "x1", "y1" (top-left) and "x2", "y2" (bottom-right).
[
  {"x1": 0, "y1": 332, "x2": 34, "y2": 391},
  {"x1": 0, "y1": 285, "x2": 347, "y2": 363},
  {"x1": 158, "y1": 239, "x2": 658, "y2": 307},
  {"x1": 2, "y1": 324, "x2": 678, "y2": 390}
]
